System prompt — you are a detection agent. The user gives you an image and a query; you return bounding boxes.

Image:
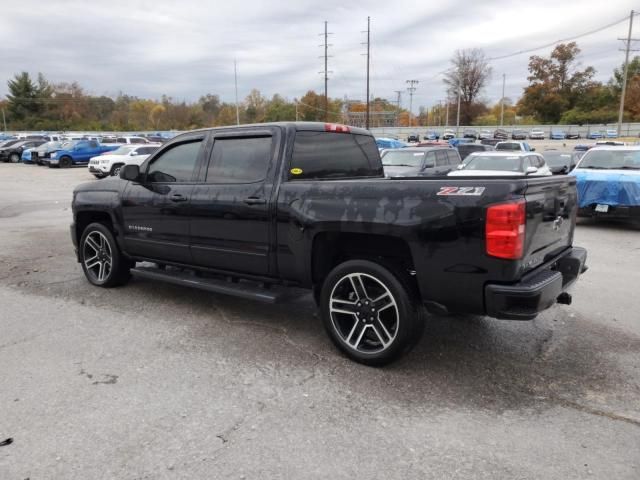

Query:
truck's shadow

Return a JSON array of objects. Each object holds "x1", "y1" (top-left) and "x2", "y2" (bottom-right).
[{"x1": 118, "y1": 277, "x2": 640, "y2": 417}]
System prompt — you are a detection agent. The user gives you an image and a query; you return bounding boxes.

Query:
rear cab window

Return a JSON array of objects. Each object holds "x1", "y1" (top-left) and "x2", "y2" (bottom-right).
[{"x1": 289, "y1": 131, "x2": 382, "y2": 180}]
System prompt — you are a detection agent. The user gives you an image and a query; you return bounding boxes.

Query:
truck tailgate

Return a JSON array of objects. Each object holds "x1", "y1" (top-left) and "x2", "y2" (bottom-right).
[{"x1": 521, "y1": 176, "x2": 577, "y2": 273}]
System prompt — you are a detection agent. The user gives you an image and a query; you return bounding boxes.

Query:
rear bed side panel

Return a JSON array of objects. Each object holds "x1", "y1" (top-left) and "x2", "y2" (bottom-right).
[
  {"x1": 275, "y1": 175, "x2": 579, "y2": 315},
  {"x1": 276, "y1": 178, "x2": 528, "y2": 314}
]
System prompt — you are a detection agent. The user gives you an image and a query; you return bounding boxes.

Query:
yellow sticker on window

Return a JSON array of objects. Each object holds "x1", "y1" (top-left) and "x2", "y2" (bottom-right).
[{"x1": 290, "y1": 168, "x2": 303, "y2": 175}]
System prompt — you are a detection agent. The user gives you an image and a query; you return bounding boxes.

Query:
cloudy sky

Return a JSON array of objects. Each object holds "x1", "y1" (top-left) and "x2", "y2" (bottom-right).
[{"x1": 0, "y1": 0, "x2": 637, "y2": 112}]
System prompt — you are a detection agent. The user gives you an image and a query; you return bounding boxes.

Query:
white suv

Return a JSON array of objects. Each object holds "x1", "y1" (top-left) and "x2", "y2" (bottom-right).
[{"x1": 88, "y1": 144, "x2": 161, "y2": 178}]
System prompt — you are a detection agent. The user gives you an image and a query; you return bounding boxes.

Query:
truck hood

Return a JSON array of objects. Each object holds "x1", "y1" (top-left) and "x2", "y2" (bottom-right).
[
  {"x1": 73, "y1": 177, "x2": 124, "y2": 194},
  {"x1": 571, "y1": 168, "x2": 640, "y2": 207}
]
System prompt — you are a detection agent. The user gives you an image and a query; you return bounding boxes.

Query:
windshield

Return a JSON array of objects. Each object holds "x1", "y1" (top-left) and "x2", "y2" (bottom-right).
[
  {"x1": 579, "y1": 150, "x2": 640, "y2": 169},
  {"x1": 496, "y1": 143, "x2": 521, "y2": 151},
  {"x1": 544, "y1": 152, "x2": 573, "y2": 167},
  {"x1": 464, "y1": 155, "x2": 523, "y2": 172},
  {"x1": 381, "y1": 150, "x2": 424, "y2": 167},
  {"x1": 61, "y1": 141, "x2": 78, "y2": 149},
  {"x1": 112, "y1": 146, "x2": 136, "y2": 155},
  {"x1": 38, "y1": 141, "x2": 62, "y2": 150}
]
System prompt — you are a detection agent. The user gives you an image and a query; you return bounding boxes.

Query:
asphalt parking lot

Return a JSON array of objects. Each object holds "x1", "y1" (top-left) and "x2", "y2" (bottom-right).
[{"x1": 0, "y1": 163, "x2": 639, "y2": 480}]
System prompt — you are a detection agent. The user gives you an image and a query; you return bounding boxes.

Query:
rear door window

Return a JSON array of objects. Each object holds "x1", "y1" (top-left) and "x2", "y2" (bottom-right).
[
  {"x1": 206, "y1": 136, "x2": 273, "y2": 184},
  {"x1": 424, "y1": 152, "x2": 436, "y2": 168},
  {"x1": 290, "y1": 132, "x2": 382, "y2": 180},
  {"x1": 447, "y1": 150, "x2": 460, "y2": 165},
  {"x1": 435, "y1": 150, "x2": 449, "y2": 167}
]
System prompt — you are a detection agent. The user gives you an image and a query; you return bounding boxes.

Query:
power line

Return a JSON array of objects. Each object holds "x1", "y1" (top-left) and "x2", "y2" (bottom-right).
[{"x1": 487, "y1": 15, "x2": 631, "y2": 62}]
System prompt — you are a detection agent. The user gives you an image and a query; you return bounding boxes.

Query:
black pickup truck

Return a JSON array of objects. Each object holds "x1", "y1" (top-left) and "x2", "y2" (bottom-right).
[{"x1": 71, "y1": 122, "x2": 587, "y2": 365}]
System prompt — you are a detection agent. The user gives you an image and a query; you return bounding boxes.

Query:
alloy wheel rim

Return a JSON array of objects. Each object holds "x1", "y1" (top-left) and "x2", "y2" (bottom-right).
[
  {"x1": 83, "y1": 231, "x2": 112, "y2": 282},
  {"x1": 329, "y1": 272, "x2": 399, "y2": 354}
]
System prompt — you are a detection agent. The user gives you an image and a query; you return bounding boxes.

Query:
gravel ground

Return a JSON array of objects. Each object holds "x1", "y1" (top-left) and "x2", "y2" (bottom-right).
[{"x1": 0, "y1": 163, "x2": 638, "y2": 480}]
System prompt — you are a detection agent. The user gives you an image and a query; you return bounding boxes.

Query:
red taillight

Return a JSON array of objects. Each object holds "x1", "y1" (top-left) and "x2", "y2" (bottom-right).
[
  {"x1": 486, "y1": 200, "x2": 526, "y2": 259},
  {"x1": 324, "y1": 123, "x2": 350, "y2": 133}
]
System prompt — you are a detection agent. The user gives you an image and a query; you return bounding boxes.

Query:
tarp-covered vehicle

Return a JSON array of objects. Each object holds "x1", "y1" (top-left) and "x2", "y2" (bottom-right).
[{"x1": 571, "y1": 146, "x2": 640, "y2": 220}]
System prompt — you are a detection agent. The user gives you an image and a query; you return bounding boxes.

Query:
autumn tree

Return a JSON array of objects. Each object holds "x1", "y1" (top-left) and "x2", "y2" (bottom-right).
[
  {"x1": 443, "y1": 49, "x2": 492, "y2": 125},
  {"x1": 518, "y1": 42, "x2": 596, "y2": 123}
]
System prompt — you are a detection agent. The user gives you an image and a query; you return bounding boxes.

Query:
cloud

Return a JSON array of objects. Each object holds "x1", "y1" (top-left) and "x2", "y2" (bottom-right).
[{"x1": 0, "y1": 0, "x2": 635, "y2": 111}]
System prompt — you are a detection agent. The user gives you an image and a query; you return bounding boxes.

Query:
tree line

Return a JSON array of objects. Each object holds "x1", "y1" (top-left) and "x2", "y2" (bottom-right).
[{"x1": 2, "y1": 42, "x2": 639, "y2": 131}]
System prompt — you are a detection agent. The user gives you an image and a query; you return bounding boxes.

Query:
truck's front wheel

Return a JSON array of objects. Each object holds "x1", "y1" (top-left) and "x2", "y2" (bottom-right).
[
  {"x1": 79, "y1": 222, "x2": 132, "y2": 287},
  {"x1": 319, "y1": 259, "x2": 424, "y2": 366}
]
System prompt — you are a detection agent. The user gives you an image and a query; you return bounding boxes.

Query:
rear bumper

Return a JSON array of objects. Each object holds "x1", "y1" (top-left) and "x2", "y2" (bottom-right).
[
  {"x1": 578, "y1": 205, "x2": 640, "y2": 219},
  {"x1": 485, "y1": 247, "x2": 588, "y2": 320}
]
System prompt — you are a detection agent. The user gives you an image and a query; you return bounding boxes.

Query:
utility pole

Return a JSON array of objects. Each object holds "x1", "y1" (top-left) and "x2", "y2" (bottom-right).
[
  {"x1": 1, "y1": 109, "x2": 6, "y2": 131},
  {"x1": 319, "y1": 22, "x2": 333, "y2": 122},
  {"x1": 500, "y1": 73, "x2": 506, "y2": 127},
  {"x1": 295, "y1": 99, "x2": 299, "y2": 121},
  {"x1": 394, "y1": 90, "x2": 402, "y2": 127},
  {"x1": 406, "y1": 80, "x2": 418, "y2": 127},
  {"x1": 618, "y1": 10, "x2": 637, "y2": 135},
  {"x1": 361, "y1": 17, "x2": 371, "y2": 129},
  {"x1": 234, "y1": 59, "x2": 240, "y2": 125}
]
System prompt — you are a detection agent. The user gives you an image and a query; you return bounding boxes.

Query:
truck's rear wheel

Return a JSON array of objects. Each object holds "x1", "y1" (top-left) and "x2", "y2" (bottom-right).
[
  {"x1": 79, "y1": 222, "x2": 132, "y2": 287},
  {"x1": 9, "y1": 153, "x2": 20, "y2": 163},
  {"x1": 319, "y1": 259, "x2": 424, "y2": 366}
]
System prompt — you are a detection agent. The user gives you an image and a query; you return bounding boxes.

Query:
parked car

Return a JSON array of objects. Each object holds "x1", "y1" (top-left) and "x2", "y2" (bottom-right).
[
  {"x1": 463, "y1": 129, "x2": 478, "y2": 140},
  {"x1": 381, "y1": 147, "x2": 460, "y2": 177},
  {"x1": 442, "y1": 129, "x2": 456, "y2": 140},
  {"x1": 566, "y1": 132, "x2": 581, "y2": 140},
  {"x1": 495, "y1": 141, "x2": 534, "y2": 152},
  {"x1": 478, "y1": 129, "x2": 493, "y2": 140},
  {"x1": 606, "y1": 129, "x2": 619, "y2": 138},
  {"x1": 100, "y1": 135, "x2": 150, "y2": 145},
  {"x1": 423, "y1": 130, "x2": 440, "y2": 141},
  {"x1": 0, "y1": 140, "x2": 46, "y2": 163},
  {"x1": 511, "y1": 129, "x2": 527, "y2": 140},
  {"x1": 0, "y1": 134, "x2": 16, "y2": 142},
  {"x1": 571, "y1": 146, "x2": 640, "y2": 220},
  {"x1": 456, "y1": 143, "x2": 495, "y2": 161},
  {"x1": 88, "y1": 144, "x2": 161, "y2": 178},
  {"x1": 70, "y1": 121, "x2": 587, "y2": 365},
  {"x1": 449, "y1": 152, "x2": 552, "y2": 176},
  {"x1": 529, "y1": 129, "x2": 545, "y2": 140},
  {"x1": 406, "y1": 134, "x2": 420, "y2": 143},
  {"x1": 543, "y1": 151, "x2": 581, "y2": 174},
  {"x1": 550, "y1": 130, "x2": 566, "y2": 140},
  {"x1": 493, "y1": 128, "x2": 509, "y2": 140},
  {"x1": 574, "y1": 144, "x2": 595, "y2": 153},
  {"x1": 27, "y1": 141, "x2": 68, "y2": 165},
  {"x1": 48, "y1": 140, "x2": 119, "y2": 168},
  {"x1": 586, "y1": 131, "x2": 604, "y2": 140},
  {"x1": 480, "y1": 138, "x2": 501, "y2": 146}
]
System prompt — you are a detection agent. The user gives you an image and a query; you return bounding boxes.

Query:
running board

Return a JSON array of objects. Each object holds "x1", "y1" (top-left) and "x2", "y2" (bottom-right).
[{"x1": 131, "y1": 266, "x2": 282, "y2": 303}]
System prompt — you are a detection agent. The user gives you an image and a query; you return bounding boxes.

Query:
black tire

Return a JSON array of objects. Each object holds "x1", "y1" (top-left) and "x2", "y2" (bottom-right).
[
  {"x1": 319, "y1": 259, "x2": 425, "y2": 366},
  {"x1": 59, "y1": 156, "x2": 72, "y2": 168},
  {"x1": 79, "y1": 222, "x2": 132, "y2": 288},
  {"x1": 110, "y1": 163, "x2": 124, "y2": 177},
  {"x1": 9, "y1": 153, "x2": 20, "y2": 163}
]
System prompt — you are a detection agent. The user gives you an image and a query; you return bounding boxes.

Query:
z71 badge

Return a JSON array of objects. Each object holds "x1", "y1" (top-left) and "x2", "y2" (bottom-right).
[{"x1": 437, "y1": 186, "x2": 486, "y2": 196}]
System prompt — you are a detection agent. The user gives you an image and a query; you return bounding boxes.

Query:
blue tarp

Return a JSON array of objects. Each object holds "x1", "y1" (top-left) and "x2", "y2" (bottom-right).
[
  {"x1": 571, "y1": 170, "x2": 640, "y2": 207},
  {"x1": 375, "y1": 138, "x2": 408, "y2": 149}
]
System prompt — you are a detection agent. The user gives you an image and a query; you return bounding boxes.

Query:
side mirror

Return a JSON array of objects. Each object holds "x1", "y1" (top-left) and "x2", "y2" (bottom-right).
[
  {"x1": 423, "y1": 162, "x2": 435, "y2": 169},
  {"x1": 130, "y1": 151, "x2": 138, "y2": 156},
  {"x1": 525, "y1": 166, "x2": 538, "y2": 175},
  {"x1": 456, "y1": 164, "x2": 464, "y2": 170},
  {"x1": 121, "y1": 164, "x2": 141, "y2": 181}
]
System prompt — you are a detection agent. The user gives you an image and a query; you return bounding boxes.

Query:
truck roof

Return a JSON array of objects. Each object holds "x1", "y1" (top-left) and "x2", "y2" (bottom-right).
[{"x1": 175, "y1": 122, "x2": 372, "y2": 137}]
